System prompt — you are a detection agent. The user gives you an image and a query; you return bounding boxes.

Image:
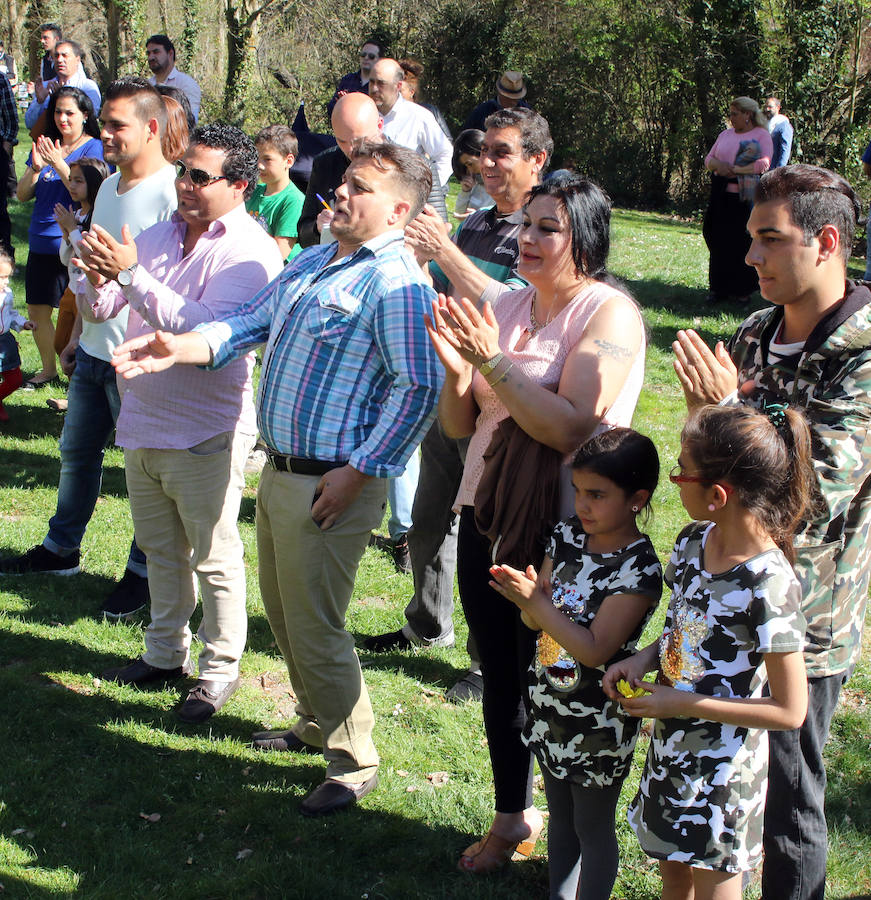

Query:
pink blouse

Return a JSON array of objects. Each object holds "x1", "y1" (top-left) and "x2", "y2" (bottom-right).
[
  {"x1": 455, "y1": 282, "x2": 646, "y2": 513},
  {"x1": 705, "y1": 127, "x2": 773, "y2": 193}
]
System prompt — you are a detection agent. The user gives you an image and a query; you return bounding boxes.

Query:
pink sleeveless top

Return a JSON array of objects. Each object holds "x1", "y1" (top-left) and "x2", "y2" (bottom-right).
[{"x1": 455, "y1": 282, "x2": 646, "y2": 512}]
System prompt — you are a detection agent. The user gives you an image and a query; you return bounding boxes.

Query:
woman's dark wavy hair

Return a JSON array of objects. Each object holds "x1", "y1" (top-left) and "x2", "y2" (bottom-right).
[
  {"x1": 572, "y1": 427, "x2": 660, "y2": 522},
  {"x1": 44, "y1": 86, "x2": 100, "y2": 142},
  {"x1": 681, "y1": 404, "x2": 818, "y2": 563},
  {"x1": 452, "y1": 128, "x2": 484, "y2": 181},
  {"x1": 526, "y1": 172, "x2": 613, "y2": 282}
]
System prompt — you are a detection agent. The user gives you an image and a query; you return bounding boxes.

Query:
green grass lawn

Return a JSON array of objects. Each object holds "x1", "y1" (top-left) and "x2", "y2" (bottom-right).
[{"x1": 2, "y1": 158, "x2": 870, "y2": 897}]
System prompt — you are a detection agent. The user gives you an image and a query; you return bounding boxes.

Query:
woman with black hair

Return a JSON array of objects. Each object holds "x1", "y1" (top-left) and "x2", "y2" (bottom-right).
[
  {"x1": 16, "y1": 86, "x2": 103, "y2": 386},
  {"x1": 427, "y1": 172, "x2": 647, "y2": 875}
]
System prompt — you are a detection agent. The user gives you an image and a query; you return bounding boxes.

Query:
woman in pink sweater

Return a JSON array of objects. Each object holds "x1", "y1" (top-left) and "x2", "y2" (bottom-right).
[{"x1": 702, "y1": 96, "x2": 773, "y2": 304}]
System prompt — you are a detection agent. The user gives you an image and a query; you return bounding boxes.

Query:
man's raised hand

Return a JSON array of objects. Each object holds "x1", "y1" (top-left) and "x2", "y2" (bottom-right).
[{"x1": 112, "y1": 330, "x2": 179, "y2": 379}]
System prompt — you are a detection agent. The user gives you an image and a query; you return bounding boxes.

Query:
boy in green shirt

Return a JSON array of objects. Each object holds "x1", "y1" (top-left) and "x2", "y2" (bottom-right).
[{"x1": 247, "y1": 125, "x2": 304, "y2": 263}]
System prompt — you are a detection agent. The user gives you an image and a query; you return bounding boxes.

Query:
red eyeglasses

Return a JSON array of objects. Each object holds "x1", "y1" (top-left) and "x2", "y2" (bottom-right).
[{"x1": 669, "y1": 465, "x2": 733, "y2": 495}]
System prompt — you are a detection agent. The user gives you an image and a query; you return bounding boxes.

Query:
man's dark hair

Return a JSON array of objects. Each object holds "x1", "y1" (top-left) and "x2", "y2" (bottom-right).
[
  {"x1": 755, "y1": 163, "x2": 861, "y2": 264},
  {"x1": 255, "y1": 124, "x2": 298, "y2": 161},
  {"x1": 349, "y1": 139, "x2": 431, "y2": 219},
  {"x1": 361, "y1": 37, "x2": 388, "y2": 56},
  {"x1": 40, "y1": 23, "x2": 62, "y2": 40},
  {"x1": 146, "y1": 34, "x2": 175, "y2": 59},
  {"x1": 484, "y1": 107, "x2": 553, "y2": 169},
  {"x1": 56, "y1": 39, "x2": 83, "y2": 61},
  {"x1": 154, "y1": 84, "x2": 194, "y2": 132},
  {"x1": 190, "y1": 122, "x2": 259, "y2": 200},
  {"x1": 104, "y1": 76, "x2": 167, "y2": 135}
]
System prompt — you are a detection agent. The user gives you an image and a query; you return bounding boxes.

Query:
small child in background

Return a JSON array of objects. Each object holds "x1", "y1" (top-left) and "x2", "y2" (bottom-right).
[
  {"x1": 489, "y1": 428, "x2": 664, "y2": 900},
  {"x1": 51, "y1": 156, "x2": 110, "y2": 410},
  {"x1": 604, "y1": 404, "x2": 813, "y2": 900},
  {"x1": 0, "y1": 248, "x2": 35, "y2": 422},
  {"x1": 247, "y1": 125, "x2": 304, "y2": 263},
  {"x1": 452, "y1": 128, "x2": 491, "y2": 218}
]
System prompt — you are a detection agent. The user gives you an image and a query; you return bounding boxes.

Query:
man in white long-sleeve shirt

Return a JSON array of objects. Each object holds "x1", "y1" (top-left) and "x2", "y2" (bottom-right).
[{"x1": 369, "y1": 58, "x2": 452, "y2": 187}]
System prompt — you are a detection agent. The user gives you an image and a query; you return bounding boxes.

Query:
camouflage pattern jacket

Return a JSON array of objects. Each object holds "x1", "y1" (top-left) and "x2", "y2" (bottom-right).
[{"x1": 727, "y1": 280, "x2": 871, "y2": 678}]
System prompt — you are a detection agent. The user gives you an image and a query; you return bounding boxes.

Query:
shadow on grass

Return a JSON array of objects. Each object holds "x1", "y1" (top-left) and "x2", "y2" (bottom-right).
[
  {"x1": 0, "y1": 569, "x2": 122, "y2": 625},
  {"x1": 0, "y1": 646, "x2": 546, "y2": 899},
  {"x1": 0, "y1": 446, "x2": 128, "y2": 497},
  {"x1": 357, "y1": 641, "x2": 469, "y2": 692}
]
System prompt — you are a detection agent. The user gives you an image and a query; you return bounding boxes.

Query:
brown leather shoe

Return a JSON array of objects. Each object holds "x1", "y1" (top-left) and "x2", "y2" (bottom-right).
[
  {"x1": 300, "y1": 773, "x2": 378, "y2": 817},
  {"x1": 177, "y1": 678, "x2": 239, "y2": 723},
  {"x1": 251, "y1": 729, "x2": 321, "y2": 754}
]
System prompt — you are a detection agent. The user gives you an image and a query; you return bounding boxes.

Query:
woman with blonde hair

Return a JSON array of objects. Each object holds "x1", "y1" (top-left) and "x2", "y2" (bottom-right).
[{"x1": 702, "y1": 96, "x2": 773, "y2": 304}]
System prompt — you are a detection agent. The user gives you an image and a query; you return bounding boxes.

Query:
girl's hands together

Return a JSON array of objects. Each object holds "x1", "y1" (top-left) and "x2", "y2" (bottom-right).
[{"x1": 54, "y1": 203, "x2": 76, "y2": 240}]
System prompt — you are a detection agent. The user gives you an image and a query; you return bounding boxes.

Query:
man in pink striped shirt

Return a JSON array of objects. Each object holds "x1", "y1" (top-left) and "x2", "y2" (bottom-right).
[{"x1": 77, "y1": 124, "x2": 283, "y2": 723}]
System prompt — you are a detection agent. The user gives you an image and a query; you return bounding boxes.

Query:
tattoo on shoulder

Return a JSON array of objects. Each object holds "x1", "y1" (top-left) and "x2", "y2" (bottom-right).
[{"x1": 594, "y1": 339, "x2": 633, "y2": 360}]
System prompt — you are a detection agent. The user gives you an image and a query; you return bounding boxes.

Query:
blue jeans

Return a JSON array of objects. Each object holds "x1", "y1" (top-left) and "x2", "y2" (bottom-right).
[
  {"x1": 387, "y1": 448, "x2": 419, "y2": 539},
  {"x1": 44, "y1": 346, "x2": 145, "y2": 573},
  {"x1": 762, "y1": 672, "x2": 845, "y2": 900}
]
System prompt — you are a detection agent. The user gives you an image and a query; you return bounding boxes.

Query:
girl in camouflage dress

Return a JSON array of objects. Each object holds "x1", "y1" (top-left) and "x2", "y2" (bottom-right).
[
  {"x1": 489, "y1": 428, "x2": 664, "y2": 900},
  {"x1": 604, "y1": 405, "x2": 814, "y2": 900}
]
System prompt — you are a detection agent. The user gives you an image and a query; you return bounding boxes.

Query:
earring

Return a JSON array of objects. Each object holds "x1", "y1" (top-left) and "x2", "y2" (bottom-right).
[
  {"x1": 631, "y1": 506, "x2": 639, "y2": 512},
  {"x1": 707, "y1": 503, "x2": 716, "y2": 512}
]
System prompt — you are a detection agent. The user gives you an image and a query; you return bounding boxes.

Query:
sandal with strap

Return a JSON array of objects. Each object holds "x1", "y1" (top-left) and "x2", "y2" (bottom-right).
[{"x1": 458, "y1": 827, "x2": 541, "y2": 873}]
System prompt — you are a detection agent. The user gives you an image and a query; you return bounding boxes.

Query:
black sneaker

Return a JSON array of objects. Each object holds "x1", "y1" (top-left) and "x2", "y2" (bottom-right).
[
  {"x1": 0, "y1": 544, "x2": 80, "y2": 575},
  {"x1": 362, "y1": 629, "x2": 414, "y2": 653},
  {"x1": 446, "y1": 670, "x2": 484, "y2": 704},
  {"x1": 101, "y1": 569, "x2": 150, "y2": 620}
]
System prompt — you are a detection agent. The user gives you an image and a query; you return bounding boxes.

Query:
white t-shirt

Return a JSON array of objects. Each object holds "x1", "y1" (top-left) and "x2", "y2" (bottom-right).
[{"x1": 79, "y1": 165, "x2": 178, "y2": 362}]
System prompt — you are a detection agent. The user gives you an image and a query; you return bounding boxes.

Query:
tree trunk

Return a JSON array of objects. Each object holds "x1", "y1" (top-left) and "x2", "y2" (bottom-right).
[{"x1": 223, "y1": 0, "x2": 286, "y2": 127}]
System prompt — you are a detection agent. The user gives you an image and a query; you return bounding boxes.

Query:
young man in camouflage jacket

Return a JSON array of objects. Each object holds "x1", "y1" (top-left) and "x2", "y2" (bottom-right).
[{"x1": 672, "y1": 164, "x2": 871, "y2": 900}]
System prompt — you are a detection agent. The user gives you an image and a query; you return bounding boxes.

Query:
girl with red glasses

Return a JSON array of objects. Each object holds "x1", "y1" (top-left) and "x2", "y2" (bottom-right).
[{"x1": 605, "y1": 404, "x2": 815, "y2": 900}]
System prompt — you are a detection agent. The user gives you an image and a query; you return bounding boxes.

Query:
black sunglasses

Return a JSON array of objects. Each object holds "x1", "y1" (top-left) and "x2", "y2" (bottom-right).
[
  {"x1": 174, "y1": 160, "x2": 227, "y2": 188},
  {"x1": 359, "y1": 52, "x2": 378, "y2": 60}
]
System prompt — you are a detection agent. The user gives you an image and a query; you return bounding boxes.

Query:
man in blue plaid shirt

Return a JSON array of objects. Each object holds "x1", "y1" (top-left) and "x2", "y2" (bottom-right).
[{"x1": 111, "y1": 140, "x2": 443, "y2": 817}]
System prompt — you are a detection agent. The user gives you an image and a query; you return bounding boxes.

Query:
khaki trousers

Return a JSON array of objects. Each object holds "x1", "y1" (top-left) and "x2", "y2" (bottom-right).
[
  {"x1": 124, "y1": 430, "x2": 254, "y2": 681},
  {"x1": 256, "y1": 464, "x2": 386, "y2": 783}
]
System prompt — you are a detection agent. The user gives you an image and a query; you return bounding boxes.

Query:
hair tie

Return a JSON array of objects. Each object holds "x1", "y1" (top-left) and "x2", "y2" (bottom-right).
[{"x1": 763, "y1": 400, "x2": 788, "y2": 429}]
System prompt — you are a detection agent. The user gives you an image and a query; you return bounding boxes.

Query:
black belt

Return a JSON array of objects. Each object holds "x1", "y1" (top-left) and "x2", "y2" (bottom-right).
[{"x1": 265, "y1": 450, "x2": 347, "y2": 477}]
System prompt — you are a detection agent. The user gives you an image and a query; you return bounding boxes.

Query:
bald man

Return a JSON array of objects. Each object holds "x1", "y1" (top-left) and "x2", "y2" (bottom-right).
[
  {"x1": 298, "y1": 93, "x2": 382, "y2": 248},
  {"x1": 298, "y1": 92, "x2": 446, "y2": 248},
  {"x1": 369, "y1": 59, "x2": 452, "y2": 187}
]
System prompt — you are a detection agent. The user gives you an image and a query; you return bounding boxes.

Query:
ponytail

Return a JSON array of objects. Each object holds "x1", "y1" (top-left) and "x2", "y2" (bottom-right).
[{"x1": 682, "y1": 404, "x2": 818, "y2": 563}]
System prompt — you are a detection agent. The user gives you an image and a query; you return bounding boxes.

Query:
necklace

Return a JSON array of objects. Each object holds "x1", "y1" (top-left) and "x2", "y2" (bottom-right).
[{"x1": 526, "y1": 292, "x2": 555, "y2": 335}]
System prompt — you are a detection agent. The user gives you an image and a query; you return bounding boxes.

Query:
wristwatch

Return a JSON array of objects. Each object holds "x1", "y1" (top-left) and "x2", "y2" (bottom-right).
[
  {"x1": 478, "y1": 352, "x2": 505, "y2": 377},
  {"x1": 117, "y1": 263, "x2": 138, "y2": 286}
]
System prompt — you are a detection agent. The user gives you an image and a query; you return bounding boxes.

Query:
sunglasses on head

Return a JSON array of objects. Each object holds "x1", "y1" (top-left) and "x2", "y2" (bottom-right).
[{"x1": 174, "y1": 160, "x2": 227, "y2": 188}]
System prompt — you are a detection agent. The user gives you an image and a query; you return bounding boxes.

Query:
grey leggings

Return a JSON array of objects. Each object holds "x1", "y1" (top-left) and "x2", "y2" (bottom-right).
[{"x1": 541, "y1": 769, "x2": 623, "y2": 900}]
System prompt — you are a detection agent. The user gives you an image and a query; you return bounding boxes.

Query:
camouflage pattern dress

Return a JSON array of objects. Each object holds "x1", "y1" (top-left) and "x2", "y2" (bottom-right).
[
  {"x1": 628, "y1": 521, "x2": 806, "y2": 872},
  {"x1": 522, "y1": 518, "x2": 663, "y2": 786}
]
